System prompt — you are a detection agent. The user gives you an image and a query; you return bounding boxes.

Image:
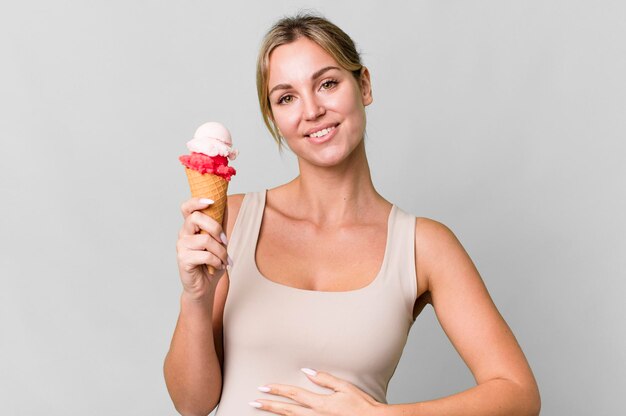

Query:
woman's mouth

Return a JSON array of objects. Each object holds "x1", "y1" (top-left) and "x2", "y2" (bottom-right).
[
  {"x1": 305, "y1": 124, "x2": 339, "y2": 144},
  {"x1": 309, "y1": 126, "x2": 336, "y2": 138}
]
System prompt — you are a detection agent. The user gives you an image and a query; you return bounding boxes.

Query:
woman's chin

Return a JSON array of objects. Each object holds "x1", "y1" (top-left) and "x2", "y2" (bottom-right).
[{"x1": 302, "y1": 148, "x2": 361, "y2": 169}]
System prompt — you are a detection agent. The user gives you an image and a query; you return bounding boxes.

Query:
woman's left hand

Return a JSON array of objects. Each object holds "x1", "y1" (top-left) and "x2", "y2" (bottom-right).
[{"x1": 250, "y1": 369, "x2": 385, "y2": 415}]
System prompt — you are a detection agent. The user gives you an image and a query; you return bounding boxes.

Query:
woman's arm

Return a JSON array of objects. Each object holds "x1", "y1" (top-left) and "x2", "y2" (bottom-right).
[
  {"x1": 383, "y1": 219, "x2": 540, "y2": 416},
  {"x1": 163, "y1": 194, "x2": 244, "y2": 416},
  {"x1": 164, "y1": 285, "x2": 227, "y2": 416}
]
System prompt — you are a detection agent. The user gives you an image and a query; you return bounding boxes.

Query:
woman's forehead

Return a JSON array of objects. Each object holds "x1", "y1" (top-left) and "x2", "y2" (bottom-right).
[{"x1": 268, "y1": 38, "x2": 340, "y2": 85}]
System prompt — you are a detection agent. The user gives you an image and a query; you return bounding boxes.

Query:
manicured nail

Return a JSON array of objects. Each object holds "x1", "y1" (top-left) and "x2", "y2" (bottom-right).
[
  {"x1": 227, "y1": 254, "x2": 234, "y2": 267},
  {"x1": 220, "y1": 232, "x2": 228, "y2": 245},
  {"x1": 301, "y1": 367, "x2": 317, "y2": 376},
  {"x1": 257, "y1": 386, "x2": 271, "y2": 392},
  {"x1": 199, "y1": 198, "x2": 214, "y2": 205},
  {"x1": 249, "y1": 401, "x2": 262, "y2": 408}
]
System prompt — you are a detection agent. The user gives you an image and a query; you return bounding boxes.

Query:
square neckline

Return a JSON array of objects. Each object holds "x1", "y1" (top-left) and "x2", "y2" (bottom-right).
[{"x1": 251, "y1": 189, "x2": 396, "y2": 294}]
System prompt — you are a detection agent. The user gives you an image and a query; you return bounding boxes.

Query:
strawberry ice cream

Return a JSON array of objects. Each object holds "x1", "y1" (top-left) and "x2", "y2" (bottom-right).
[{"x1": 179, "y1": 122, "x2": 238, "y2": 180}]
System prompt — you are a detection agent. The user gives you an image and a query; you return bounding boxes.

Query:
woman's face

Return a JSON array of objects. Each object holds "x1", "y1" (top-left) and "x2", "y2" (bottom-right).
[{"x1": 267, "y1": 37, "x2": 372, "y2": 167}]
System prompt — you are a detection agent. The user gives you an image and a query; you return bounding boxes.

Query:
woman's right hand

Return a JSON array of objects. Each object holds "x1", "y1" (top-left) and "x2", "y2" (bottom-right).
[{"x1": 176, "y1": 198, "x2": 229, "y2": 302}]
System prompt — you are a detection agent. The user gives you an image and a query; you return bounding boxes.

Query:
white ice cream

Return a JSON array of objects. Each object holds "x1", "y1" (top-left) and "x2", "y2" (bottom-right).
[{"x1": 186, "y1": 122, "x2": 238, "y2": 160}]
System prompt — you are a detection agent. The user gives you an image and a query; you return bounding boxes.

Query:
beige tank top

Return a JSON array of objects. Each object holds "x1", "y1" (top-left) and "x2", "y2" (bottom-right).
[{"x1": 215, "y1": 190, "x2": 418, "y2": 414}]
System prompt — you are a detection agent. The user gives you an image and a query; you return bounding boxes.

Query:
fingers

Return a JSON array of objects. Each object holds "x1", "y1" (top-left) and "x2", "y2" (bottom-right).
[
  {"x1": 250, "y1": 372, "x2": 381, "y2": 414},
  {"x1": 179, "y1": 197, "x2": 226, "y2": 244},
  {"x1": 258, "y1": 384, "x2": 321, "y2": 414},
  {"x1": 181, "y1": 197, "x2": 214, "y2": 219},
  {"x1": 301, "y1": 369, "x2": 344, "y2": 393},
  {"x1": 177, "y1": 197, "x2": 230, "y2": 276},
  {"x1": 249, "y1": 399, "x2": 316, "y2": 416},
  {"x1": 180, "y1": 208, "x2": 224, "y2": 243},
  {"x1": 181, "y1": 232, "x2": 227, "y2": 253},
  {"x1": 177, "y1": 232, "x2": 229, "y2": 269},
  {"x1": 248, "y1": 400, "x2": 315, "y2": 416},
  {"x1": 308, "y1": 371, "x2": 376, "y2": 402},
  {"x1": 180, "y1": 248, "x2": 226, "y2": 273},
  {"x1": 249, "y1": 399, "x2": 314, "y2": 415}
]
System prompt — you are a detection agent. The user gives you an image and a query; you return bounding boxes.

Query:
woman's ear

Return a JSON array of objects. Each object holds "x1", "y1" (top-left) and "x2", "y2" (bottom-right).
[{"x1": 360, "y1": 67, "x2": 373, "y2": 106}]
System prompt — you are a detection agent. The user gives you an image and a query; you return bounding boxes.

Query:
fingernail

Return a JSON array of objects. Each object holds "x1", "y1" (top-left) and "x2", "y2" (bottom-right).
[
  {"x1": 257, "y1": 386, "x2": 271, "y2": 392},
  {"x1": 227, "y1": 254, "x2": 233, "y2": 267},
  {"x1": 301, "y1": 367, "x2": 317, "y2": 376},
  {"x1": 220, "y1": 232, "x2": 228, "y2": 245},
  {"x1": 199, "y1": 198, "x2": 214, "y2": 205},
  {"x1": 249, "y1": 401, "x2": 262, "y2": 408}
]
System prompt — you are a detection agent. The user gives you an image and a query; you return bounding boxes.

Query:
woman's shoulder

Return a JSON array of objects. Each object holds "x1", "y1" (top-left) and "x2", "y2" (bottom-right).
[
  {"x1": 414, "y1": 216, "x2": 463, "y2": 255},
  {"x1": 393, "y1": 205, "x2": 456, "y2": 242},
  {"x1": 414, "y1": 216, "x2": 454, "y2": 236},
  {"x1": 413, "y1": 215, "x2": 473, "y2": 290}
]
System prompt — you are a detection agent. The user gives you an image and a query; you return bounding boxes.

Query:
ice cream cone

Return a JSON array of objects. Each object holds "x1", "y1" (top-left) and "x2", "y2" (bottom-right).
[{"x1": 184, "y1": 168, "x2": 229, "y2": 273}]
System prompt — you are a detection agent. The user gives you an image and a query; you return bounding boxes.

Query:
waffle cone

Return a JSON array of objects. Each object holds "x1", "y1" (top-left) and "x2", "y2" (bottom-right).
[
  {"x1": 184, "y1": 168, "x2": 229, "y2": 224},
  {"x1": 184, "y1": 168, "x2": 229, "y2": 274}
]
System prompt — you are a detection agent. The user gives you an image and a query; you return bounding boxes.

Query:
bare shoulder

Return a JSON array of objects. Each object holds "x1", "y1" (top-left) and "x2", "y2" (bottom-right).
[
  {"x1": 415, "y1": 217, "x2": 460, "y2": 247},
  {"x1": 414, "y1": 217, "x2": 469, "y2": 293}
]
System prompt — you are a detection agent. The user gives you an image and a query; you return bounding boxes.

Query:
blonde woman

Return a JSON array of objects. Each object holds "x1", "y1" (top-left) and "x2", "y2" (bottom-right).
[{"x1": 164, "y1": 13, "x2": 541, "y2": 416}]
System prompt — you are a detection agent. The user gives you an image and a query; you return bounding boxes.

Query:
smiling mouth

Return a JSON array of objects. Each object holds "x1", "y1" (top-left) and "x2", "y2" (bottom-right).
[{"x1": 306, "y1": 125, "x2": 338, "y2": 139}]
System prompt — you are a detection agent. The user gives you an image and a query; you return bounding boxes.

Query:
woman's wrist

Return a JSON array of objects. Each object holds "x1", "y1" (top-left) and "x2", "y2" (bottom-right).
[
  {"x1": 180, "y1": 288, "x2": 215, "y2": 310},
  {"x1": 372, "y1": 402, "x2": 394, "y2": 416}
]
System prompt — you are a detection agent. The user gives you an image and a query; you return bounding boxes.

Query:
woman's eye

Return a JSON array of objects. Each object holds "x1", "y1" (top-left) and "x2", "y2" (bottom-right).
[
  {"x1": 278, "y1": 95, "x2": 293, "y2": 104},
  {"x1": 321, "y1": 80, "x2": 338, "y2": 90}
]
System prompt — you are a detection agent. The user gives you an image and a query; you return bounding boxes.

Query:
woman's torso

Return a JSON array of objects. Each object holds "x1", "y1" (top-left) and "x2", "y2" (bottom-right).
[{"x1": 215, "y1": 190, "x2": 418, "y2": 415}]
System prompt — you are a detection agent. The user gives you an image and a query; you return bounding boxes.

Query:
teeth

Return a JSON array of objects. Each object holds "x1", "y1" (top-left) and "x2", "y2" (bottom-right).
[{"x1": 309, "y1": 126, "x2": 335, "y2": 138}]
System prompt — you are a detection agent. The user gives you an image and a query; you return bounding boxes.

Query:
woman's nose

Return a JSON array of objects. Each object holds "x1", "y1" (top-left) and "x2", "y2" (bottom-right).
[{"x1": 302, "y1": 94, "x2": 325, "y2": 120}]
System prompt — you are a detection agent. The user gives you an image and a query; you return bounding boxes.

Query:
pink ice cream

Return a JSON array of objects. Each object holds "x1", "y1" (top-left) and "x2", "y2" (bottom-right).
[{"x1": 179, "y1": 122, "x2": 238, "y2": 181}]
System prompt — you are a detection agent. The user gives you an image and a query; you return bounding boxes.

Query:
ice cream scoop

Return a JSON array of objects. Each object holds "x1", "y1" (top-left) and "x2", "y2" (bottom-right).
[
  {"x1": 180, "y1": 122, "x2": 237, "y2": 180},
  {"x1": 187, "y1": 121, "x2": 239, "y2": 160}
]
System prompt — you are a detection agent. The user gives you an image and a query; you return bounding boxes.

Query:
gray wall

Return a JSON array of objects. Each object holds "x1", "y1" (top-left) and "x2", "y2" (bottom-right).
[{"x1": 1, "y1": 1, "x2": 624, "y2": 414}]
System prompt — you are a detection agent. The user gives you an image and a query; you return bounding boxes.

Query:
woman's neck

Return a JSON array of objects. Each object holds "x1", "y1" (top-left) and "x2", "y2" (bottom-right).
[{"x1": 278, "y1": 142, "x2": 386, "y2": 227}]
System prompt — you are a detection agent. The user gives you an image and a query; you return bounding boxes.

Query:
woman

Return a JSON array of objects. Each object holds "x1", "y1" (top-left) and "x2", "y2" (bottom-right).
[{"x1": 164, "y1": 13, "x2": 541, "y2": 416}]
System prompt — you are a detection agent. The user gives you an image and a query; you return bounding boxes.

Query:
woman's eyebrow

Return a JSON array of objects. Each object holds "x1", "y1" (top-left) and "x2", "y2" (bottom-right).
[
  {"x1": 268, "y1": 66, "x2": 340, "y2": 96},
  {"x1": 311, "y1": 65, "x2": 340, "y2": 80}
]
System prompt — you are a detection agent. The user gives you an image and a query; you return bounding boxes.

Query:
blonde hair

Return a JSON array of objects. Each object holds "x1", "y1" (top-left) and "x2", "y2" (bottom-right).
[{"x1": 256, "y1": 12, "x2": 364, "y2": 149}]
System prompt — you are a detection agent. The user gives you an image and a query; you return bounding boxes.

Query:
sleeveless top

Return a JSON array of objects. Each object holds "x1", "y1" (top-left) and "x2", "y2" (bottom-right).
[{"x1": 215, "y1": 190, "x2": 418, "y2": 415}]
